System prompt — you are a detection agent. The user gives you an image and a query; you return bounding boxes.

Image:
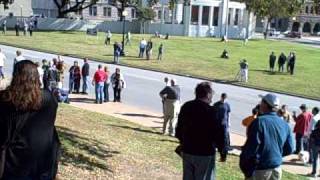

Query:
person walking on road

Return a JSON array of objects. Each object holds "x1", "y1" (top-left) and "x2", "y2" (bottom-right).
[
  {"x1": 0, "y1": 48, "x2": 6, "y2": 79},
  {"x1": 111, "y1": 68, "x2": 126, "y2": 102},
  {"x1": 213, "y1": 93, "x2": 232, "y2": 151},
  {"x1": 175, "y1": 82, "x2": 228, "y2": 180},
  {"x1": 92, "y1": 64, "x2": 107, "y2": 104},
  {"x1": 269, "y1": 52, "x2": 276, "y2": 72},
  {"x1": 81, "y1": 57, "x2": 90, "y2": 94},
  {"x1": 159, "y1": 79, "x2": 180, "y2": 136},
  {"x1": 240, "y1": 94, "x2": 295, "y2": 180},
  {"x1": 293, "y1": 104, "x2": 313, "y2": 154}
]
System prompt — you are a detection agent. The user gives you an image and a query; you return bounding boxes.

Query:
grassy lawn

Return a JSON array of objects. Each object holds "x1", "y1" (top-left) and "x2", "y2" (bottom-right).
[
  {"x1": 56, "y1": 104, "x2": 306, "y2": 179},
  {"x1": 0, "y1": 31, "x2": 319, "y2": 99}
]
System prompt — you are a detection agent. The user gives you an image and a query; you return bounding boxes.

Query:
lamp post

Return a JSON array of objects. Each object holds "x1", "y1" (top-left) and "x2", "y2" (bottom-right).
[
  {"x1": 121, "y1": 10, "x2": 128, "y2": 56},
  {"x1": 20, "y1": 5, "x2": 23, "y2": 20}
]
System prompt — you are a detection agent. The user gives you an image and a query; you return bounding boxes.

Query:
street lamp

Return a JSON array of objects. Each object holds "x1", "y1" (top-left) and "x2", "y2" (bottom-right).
[
  {"x1": 20, "y1": 5, "x2": 23, "y2": 20},
  {"x1": 121, "y1": 10, "x2": 128, "y2": 56},
  {"x1": 292, "y1": 17, "x2": 297, "y2": 21}
]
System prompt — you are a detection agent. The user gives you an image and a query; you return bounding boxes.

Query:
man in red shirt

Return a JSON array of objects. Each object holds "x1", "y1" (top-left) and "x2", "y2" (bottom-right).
[
  {"x1": 293, "y1": 104, "x2": 313, "y2": 154},
  {"x1": 92, "y1": 64, "x2": 107, "y2": 104}
]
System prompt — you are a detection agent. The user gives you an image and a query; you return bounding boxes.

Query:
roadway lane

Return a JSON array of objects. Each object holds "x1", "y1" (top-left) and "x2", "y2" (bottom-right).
[{"x1": 1, "y1": 44, "x2": 319, "y2": 136}]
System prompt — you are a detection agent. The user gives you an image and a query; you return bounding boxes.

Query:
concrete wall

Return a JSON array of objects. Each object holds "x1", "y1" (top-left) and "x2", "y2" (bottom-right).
[{"x1": 144, "y1": 23, "x2": 185, "y2": 36}]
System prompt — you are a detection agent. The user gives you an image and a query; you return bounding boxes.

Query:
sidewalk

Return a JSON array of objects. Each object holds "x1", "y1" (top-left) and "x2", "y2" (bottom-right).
[{"x1": 68, "y1": 93, "x2": 314, "y2": 179}]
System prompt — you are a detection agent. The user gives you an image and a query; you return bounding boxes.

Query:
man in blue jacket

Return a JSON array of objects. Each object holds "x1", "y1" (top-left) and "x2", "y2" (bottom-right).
[{"x1": 240, "y1": 93, "x2": 294, "y2": 180}]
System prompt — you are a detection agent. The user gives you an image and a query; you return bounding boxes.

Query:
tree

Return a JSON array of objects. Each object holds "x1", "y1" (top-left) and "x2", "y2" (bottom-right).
[
  {"x1": 109, "y1": 0, "x2": 158, "y2": 21},
  {"x1": 136, "y1": 6, "x2": 156, "y2": 33},
  {"x1": 240, "y1": 0, "x2": 304, "y2": 39},
  {"x1": 53, "y1": 0, "x2": 99, "y2": 18},
  {"x1": 0, "y1": 0, "x2": 14, "y2": 9}
]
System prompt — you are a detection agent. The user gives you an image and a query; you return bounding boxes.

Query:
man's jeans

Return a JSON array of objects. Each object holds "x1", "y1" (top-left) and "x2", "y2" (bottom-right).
[
  {"x1": 163, "y1": 99, "x2": 180, "y2": 136},
  {"x1": 312, "y1": 145, "x2": 320, "y2": 174},
  {"x1": 95, "y1": 82, "x2": 104, "y2": 103},
  {"x1": 82, "y1": 75, "x2": 88, "y2": 93},
  {"x1": 182, "y1": 153, "x2": 216, "y2": 180},
  {"x1": 296, "y1": 133, "x2": 308, "y2": 153},
  {"x1": 247, "y1": 167, "x2": 282, "y2": 180},
  {"x1": 104, "y1": 82, "x2": 109, "y2": 102}
]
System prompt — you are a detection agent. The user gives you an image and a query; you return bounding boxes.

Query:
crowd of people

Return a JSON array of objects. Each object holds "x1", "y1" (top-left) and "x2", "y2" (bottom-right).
[
  {"x1": 269, "y1": 51, "x2": 296, "y2": 75},
  {"x1": 103, "y1": 30, "x2": 165, "y2": 62}
]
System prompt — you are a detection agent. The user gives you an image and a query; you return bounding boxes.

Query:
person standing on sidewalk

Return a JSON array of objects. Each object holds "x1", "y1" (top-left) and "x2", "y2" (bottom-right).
[
  {"x1": 103, "y1": 66, "x2": 110, "y2": 102},
  {"x1": 240, "y1": 94, "x2": 295, "y2": 180},
  {"x1": 0, "y1": 48, "x2": 6, "y2": 79},
  {"x1": 92, "y1": 64, "x2": 107, "y2": 104},
  {"x1": 175, "y1": 82, "x2": 228, "y2": 180},
  {"x1": 293, "y1": 104, "x2": 313, "y2": 154},
  {"x1": 81, "y1": 58, "x2": 90, "y2": 94},
  {"x1": 111, "y1": 68, "x2": 126, "y2": 102},
  {"x1": 69, "y1": 61, "x2": 81, "y2": 93},
  {"x1": 213, "y1": 93, "x2": 232, "y2": 151},
  {"x1": 159, "y1": 79, "x2": 180, "y2": 136}
]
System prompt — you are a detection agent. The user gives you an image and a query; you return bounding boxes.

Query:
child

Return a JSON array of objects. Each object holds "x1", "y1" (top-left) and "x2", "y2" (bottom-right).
[{"x1": 158, "y1": 43, "x2": 164, "y2": 61}]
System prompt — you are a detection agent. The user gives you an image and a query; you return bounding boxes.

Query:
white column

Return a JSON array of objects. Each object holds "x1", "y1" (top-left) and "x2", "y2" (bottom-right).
[
  {"x1": 198, "y1": 6, "x2": 203, "y2": 26},
  {"x1": 220, "y1": 0, "x2": 229, "y2": 38},
  {"x1": 176, "y1": 4, "x2": 183, "y2": 24},
  {"x1": 209, "y1": 6, "x2": 214, "y2": 27},
  {"x1": 184, "y1": 5, "x2": 191, "y2": 36},
  {"x1": 229, "y1": 8, "x2": 235, "y2": 26}
]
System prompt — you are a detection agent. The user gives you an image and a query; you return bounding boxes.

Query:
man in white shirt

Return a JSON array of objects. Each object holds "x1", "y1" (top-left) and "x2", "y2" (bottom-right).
[
  {"x1": 139, "y1": 38, "x2": 147, "y2": 58},
  {"x1": 0, "y1": 48, "x2": 6, "y2": 79}
]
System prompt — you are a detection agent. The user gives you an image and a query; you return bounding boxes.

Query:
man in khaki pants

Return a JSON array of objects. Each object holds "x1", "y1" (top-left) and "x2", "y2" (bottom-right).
[{"x1": 159, "y1": 79, "x2": 180, "y2": 136}]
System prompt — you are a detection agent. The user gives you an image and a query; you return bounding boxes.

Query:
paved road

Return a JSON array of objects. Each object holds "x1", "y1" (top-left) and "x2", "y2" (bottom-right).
[{"x1": 1, "y1": 44, "x2": 319, "y2": 136}]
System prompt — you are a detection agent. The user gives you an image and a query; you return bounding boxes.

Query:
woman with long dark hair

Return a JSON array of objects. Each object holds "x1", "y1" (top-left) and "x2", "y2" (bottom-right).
[{"x1": 0, "y1": 60, "x2": 60, "y2": 180}]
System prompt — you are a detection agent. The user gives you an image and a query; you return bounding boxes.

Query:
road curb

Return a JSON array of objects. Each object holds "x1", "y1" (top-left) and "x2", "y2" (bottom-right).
[{"x1": 1, "y1": 42, "x2": 319, "y2": 101}]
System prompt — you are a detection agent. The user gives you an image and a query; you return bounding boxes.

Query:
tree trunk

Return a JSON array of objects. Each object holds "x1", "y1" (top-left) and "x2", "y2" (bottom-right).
[
  {"x1": 57, "y1": 10, "x2": 66, "y2": 18},
  {"x1": 264, "y1": 18, "x2": 271, "y2": 40}
]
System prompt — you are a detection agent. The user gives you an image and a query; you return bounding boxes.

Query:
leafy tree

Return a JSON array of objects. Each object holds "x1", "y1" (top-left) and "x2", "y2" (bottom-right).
[
  {"x1": 240, "y1": 0, "x2": 304, "y2": 38},
  {"x1": 53, "y1": 0, "x2": 99, "y2": 18},
  {"x1": 0, "y1": 0, "x2": 14, "y2": 9}
]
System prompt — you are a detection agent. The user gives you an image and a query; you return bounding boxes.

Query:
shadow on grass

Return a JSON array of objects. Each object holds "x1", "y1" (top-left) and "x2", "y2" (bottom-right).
[
  {"x1": 251, "y1": 69, "x2": 291, "y2": 76},
  {"x1": 109, "y1": 124, "x2": 163, "y2": 135},
  {"x1": 118, "y1": 113, "x2": 162, "y2": 119},
  {"x1": 57, "y1": 126, "x2": 120, "y2": 172},
  {"x1": 159, "y1": 139, "x2": 179, "y2": 143},
  {"x1": 282, "y1": 160, "x2": 307, "y2": 167}
]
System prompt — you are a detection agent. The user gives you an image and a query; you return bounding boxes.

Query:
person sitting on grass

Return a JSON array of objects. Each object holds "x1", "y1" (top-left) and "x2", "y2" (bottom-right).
[{"x1": 221, "y1": 49, "x2": 229, "y2": 59}]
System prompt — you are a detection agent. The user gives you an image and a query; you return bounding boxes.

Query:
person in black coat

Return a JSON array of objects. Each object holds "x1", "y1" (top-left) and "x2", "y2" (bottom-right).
[
  {"x1": 81, "y1": 57, "x2": 90, "y2": 94},
  {"x1": 0, "y1": 60, "x2": 60, "y2": 180},
  {"x1": 14, "y1": 22, "x2": 20, "y2": 36},
  {"x1": 269, "y1": 52, "x2": 276, "y2": 72},
  {"x1": 278, "y1": 52, "x2": 286, "y2": 72},
  {"x1": 288, "y1": 52, "x2": 296, "y2": 75}
]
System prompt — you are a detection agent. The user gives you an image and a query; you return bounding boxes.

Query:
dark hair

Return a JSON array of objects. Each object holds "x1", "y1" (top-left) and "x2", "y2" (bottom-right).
[
  {"x1": 252, "y1": 107, "x2": 259, "y2": 115},
  {"x1": 262, "y1": 99, "x2": 274, "y2": 111},
  {"x1": 0, "y1": 60, "x2": 42, "y2": 111},
  {"x1": 195, "y1": 82, "x2": 213, "y2": 99},
  {"x1": 313, "y1": 107, "x2": 319, "y2": 114},
  {"x1": 98, "y1": 64, "x2": 102, "y2": 69},
  {"x1": 221, "y1": 93, "x2": 227, "y2": 98}
]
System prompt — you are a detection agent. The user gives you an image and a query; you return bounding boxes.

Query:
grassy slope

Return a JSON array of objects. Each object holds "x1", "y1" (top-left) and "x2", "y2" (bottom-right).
[
  {"x1": 56, "y1": 104, "x2": 306, "y2": 180},
  {"x1": 0, "y1": 31, "x2": 319, "y2": 98}
]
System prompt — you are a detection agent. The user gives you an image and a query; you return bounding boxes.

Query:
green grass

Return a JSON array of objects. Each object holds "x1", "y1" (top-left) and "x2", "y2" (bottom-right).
[
  {"x1": 56, "y1": 104, "x2": 307, "y2": 179},
  {"x1": 0, "y1": 31, "x2": 319, "y2": 99}
]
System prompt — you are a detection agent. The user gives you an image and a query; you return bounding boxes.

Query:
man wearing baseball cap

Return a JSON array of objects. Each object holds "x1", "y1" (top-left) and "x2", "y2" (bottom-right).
[{"x1": 240, "y1": 93, "x2": 294, "y2": 180}]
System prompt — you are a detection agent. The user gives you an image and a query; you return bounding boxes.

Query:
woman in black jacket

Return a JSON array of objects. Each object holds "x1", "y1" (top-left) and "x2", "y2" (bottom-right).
[{"x1": 0, "y1": 60, "x2": 60, "y2": 180}]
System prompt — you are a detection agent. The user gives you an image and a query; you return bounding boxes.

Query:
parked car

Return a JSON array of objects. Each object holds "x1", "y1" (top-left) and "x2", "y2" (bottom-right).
[
  {"x1": 285, "y1": 31, "x2": 302, "y2": 38},
  {"x1": 267, "y1": 28, "x2": 281, "y2": 37}
]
